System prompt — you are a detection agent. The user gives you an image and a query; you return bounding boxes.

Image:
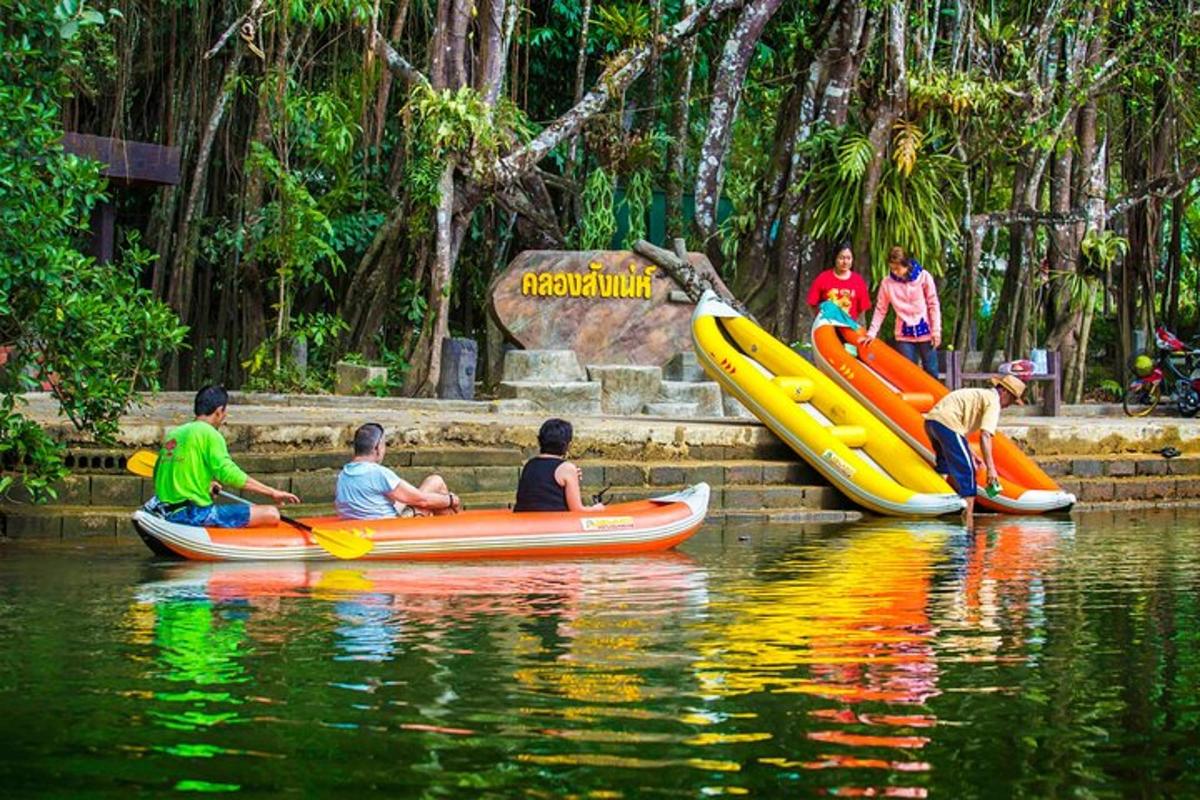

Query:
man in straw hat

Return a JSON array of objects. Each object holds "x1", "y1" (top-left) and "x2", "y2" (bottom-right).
[{"x1": 923, "y1": 374, "x2": 1027, "y2": 528}]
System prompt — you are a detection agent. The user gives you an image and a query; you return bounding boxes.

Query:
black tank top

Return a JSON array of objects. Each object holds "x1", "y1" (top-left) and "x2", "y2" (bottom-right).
[{"x1": 514, "y1": 456, "x2": 568, "y2": 512}]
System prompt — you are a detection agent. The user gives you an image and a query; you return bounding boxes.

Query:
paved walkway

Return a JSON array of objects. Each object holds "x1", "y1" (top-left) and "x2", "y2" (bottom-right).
[{"x1": 18, "y1": 392, "x2": 1200, "y2": 458}]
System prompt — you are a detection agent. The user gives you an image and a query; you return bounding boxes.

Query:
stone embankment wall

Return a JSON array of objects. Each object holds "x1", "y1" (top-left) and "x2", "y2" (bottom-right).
[
  {"x1": 1, "y1": 447, "x2": 854, "y2": 539},
  {"x1": 6, "y1": 392, "x2": 1200, "y2": 541}
]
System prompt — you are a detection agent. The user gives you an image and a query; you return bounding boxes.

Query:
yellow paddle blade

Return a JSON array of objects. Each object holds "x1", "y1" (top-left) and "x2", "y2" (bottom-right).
[
  {"x1": 311, "y1": 526, "x2": 375, "y2": 560},
  {"x1": 313, "y1": 569, "x2": 375, "y2": 594},
  {"x1": 127, "y1": 449, "x2": 158, "y2": 478}
]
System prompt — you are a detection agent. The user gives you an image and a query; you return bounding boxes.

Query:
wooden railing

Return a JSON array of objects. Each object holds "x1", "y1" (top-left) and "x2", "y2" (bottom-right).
[{"x1": 941, "y1": 350, "x2": 1062, "y2": 416}]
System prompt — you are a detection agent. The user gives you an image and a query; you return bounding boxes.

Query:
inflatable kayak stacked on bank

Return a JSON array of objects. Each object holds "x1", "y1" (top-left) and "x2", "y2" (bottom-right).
[
  {"x1": 809, "y1": 311, "x2": 1075, "y2": 514},
  {"x1": 690, "y1": 291, "x2": 965, "y2": 518},
  {"x1": 131, "y1": 484, "x2": 710, "y2": 562}
]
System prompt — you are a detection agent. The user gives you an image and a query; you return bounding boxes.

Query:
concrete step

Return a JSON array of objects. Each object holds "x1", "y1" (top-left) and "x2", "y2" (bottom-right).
[
  {"x1": 501, "y1": 349, "x2": 586, "y2": 382},
  {"x1": 663, "y1": 352, "x2": 708, "y2": 382},
  {"x1": 659, "y1": 381, "x2": 723, "y2": 417},
  {"x1": 1061, "y1": 475, "x2": 1200, "y2": 504},
  {"x1": 497, "y1": 380, "x2": 602, "y2": 415},
  {"x1": 643, "y1": 401, "x2": 700, "y2": 418},
  {"x1": 586, "y1": 365, "x2": 663, "y2": 416},
  {"x1": 722, "y1": 390, "x2": 755, "y2": 419},
  {"x1": 1037, "y1": 453, "x2": 1200, "y2": 479}
]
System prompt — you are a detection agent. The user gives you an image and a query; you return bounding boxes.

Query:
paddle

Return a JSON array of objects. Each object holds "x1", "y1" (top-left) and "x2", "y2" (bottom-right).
[{"x1": 127, "y1": 450, "x2": 373, "y2": 559}]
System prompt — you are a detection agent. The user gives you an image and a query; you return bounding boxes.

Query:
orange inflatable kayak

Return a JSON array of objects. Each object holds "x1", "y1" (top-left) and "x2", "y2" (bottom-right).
[
  {"x1": 136, "y1": 553, "x2": 707, "y2": 617},
  {"x1": 811, "y1": 316, "x2": 1074, "y2": 514},
  {"x1": 130, "y1": 484, "x2": 710, "y2": 561}
]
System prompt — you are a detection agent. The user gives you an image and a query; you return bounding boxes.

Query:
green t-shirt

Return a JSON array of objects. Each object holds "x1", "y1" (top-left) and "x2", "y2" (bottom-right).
[{"x1": 154, "y1": 420, "x2": 248, "y2": 506}]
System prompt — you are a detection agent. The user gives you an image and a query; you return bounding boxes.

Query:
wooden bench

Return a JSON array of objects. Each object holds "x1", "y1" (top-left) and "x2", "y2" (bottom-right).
[{"x1": 941, "y1": 350, "x2": 1062, "y2": 416}]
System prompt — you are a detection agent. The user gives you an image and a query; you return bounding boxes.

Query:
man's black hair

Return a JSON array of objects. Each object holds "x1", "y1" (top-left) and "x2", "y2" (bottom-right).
[
  {"x1": 194, "y1": 385, "x2": 229, "y2": 416},
  {"x1": 353, "y1": 423, "x2": 386, "y2": 456},
  {"x1": 537, "y1": 418, "x2": 573, "y2": 456}
]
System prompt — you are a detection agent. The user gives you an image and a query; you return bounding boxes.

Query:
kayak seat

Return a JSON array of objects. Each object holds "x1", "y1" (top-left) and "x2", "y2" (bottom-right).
[
  {"x1": 772, "y1": 376, "x2": 815, "y2": 402},
  {"x1": 900, "y1": 392, "x2": 935, "y2": 413},
  {"x1": 828, "y1": 425, "x2": 867, "y2": 448}
]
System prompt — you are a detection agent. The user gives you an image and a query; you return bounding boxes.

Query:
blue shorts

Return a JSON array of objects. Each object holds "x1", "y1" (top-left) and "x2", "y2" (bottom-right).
[
  {"x1": 165, "y1": 502, "x2": 252, "y2": 528},
  {"x1": 924, "y1": 419, "x2": 977, "y2": 498}
]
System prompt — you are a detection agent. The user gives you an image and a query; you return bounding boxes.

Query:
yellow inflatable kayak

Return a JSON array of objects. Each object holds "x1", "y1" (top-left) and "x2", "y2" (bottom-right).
[{"x1": 691, "y1": 291, "x2": 964, "y2": 517}]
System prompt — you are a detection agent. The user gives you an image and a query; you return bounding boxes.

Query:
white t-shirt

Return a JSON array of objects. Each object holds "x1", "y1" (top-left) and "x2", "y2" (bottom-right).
[
  {"x1": 335, "y1": 462, "x2": 402, "y2": 519},
  {"x1": 925, "y1": 388, "x2": 1001, "y2": 436}
]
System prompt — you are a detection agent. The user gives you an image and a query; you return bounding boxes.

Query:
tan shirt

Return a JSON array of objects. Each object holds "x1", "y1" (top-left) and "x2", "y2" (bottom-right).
[{"x1": 925, "y1": 388, "x2": 1001, "y2": 436}]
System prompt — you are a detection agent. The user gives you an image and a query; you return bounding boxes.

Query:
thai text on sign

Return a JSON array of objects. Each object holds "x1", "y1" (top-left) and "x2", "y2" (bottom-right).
[{"x1": 521, "y1": 261, "x2": 658, "y2": 300}]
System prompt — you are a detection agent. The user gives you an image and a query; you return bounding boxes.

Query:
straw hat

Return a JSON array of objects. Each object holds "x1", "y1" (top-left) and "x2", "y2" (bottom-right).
[{"x1": 990, "y1": 374, "x2": 1027, "y2": 404}]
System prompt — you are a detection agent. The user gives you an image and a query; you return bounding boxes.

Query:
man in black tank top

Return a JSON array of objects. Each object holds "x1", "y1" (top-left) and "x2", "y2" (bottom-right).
[{"x1": 514, "y1": 419, "x2": 606, "y2": 512}]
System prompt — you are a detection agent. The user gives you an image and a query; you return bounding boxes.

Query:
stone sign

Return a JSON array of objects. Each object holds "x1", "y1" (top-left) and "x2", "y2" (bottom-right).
[{"x1": 491, "y1": 250, "x2": 706, "y2": 366}]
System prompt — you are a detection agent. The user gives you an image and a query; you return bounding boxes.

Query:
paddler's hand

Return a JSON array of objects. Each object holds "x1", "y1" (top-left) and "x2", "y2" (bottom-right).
[
  {"x1": 272, "y1": 488, "x2": 301, "y2": 505},
  {"x1": 986, "y1": 470, "x2": 999, "y2": 489},
  {"x1": 859, "y1": 334, "x2": 874, "y2": 346},
  {"x1": 932, "y1": 332, "x2": 942, "y2": 348},
  {"x1": 209, "y1": 480, "x2": 222, "y2": 498}
]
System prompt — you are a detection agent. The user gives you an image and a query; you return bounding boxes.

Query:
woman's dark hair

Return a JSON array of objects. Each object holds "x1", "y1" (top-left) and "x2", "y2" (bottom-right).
[
  {"x1": 834, "y1": 241, "x2": 853, "y2": 257},
  {"x1": 353, "y1": 423, "x2": 386, "y2": 455},
  {"x1": 194, "y1": 385, "x2": 229, "y2": 416},
  {"x1": 537, "y1": 418, "x2": 574, "y2": 456}
]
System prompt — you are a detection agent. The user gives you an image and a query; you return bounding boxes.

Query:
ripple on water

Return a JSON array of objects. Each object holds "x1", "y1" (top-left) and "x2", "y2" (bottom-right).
[{"x1": 2, "y1": 511, "x2": 1200, "y2": 796}]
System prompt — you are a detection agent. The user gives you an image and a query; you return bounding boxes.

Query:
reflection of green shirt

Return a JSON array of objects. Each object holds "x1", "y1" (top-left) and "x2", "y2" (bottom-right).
[{"x1": 154, "y1": 421, "x2": 247, "y2": 506}]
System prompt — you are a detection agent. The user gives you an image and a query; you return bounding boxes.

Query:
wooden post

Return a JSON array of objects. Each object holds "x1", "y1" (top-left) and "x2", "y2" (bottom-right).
[
  {"x1": 90, "y1": 201, "x2": 116, "y2": 263},
  {"x1": 945, "y1": 350, "x2": 962, "y2": 389},
  {"x1": 437, "y1": 337, "x2": 478, "y2": 400},
  {"x1": 1047, "y1": 350, "x2": 1062, "y2": 416}
]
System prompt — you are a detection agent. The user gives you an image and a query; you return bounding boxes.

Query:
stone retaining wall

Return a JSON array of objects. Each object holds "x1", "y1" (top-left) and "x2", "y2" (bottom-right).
[{"x1": 0, "y1": 451, "x2": 856, "y2": 540}]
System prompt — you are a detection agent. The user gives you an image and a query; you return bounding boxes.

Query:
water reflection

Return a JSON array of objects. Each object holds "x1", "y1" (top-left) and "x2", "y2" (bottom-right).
[
  {"x1": 8, "y1": 510, "x2": 1200, "y2": 795},
  {"x1": 133, "y1": 555, "x2": 712, "y2": 790},
  {"x1": 695, "y1": 521, "x2": 959, "y2": 797}
]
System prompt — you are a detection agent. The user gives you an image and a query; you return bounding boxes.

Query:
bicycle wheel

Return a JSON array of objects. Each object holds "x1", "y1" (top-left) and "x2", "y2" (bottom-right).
[
  {"x1": 1179, "y1": 380, "x2": 1200, "y2": 417},
  {"x1": 1123, "y1": 381, "x2": 1162, "y2": 417}
]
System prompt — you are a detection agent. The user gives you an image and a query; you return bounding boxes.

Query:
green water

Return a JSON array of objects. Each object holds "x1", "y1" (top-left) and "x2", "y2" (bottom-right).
[{"x1": 2, "y1": 511, "x2": 1198, "y2": 798}]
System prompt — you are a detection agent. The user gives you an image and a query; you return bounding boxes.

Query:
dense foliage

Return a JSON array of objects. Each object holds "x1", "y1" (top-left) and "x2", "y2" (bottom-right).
[
  {"x1": 0, "y1": 0, "x2": 185, "y2": 500},
  {"x1": 2, "y1": 0, "x2": 1200, "y2": 490}
]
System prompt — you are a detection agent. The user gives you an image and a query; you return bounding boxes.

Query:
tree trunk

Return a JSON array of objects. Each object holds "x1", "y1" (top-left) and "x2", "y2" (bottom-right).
[
  {"x1": 404, "y1": 164, "x2": 458, "y2": 396},
  {"x1": 566, "y1": 0, "x2": 594, "y2": 233},
  {"x1": 164, "y1": 40, "x2": 249, "y2": 386},
  {"x1": 664, "y1": 0, "x2": 697, "y2": 239},
  {"x1": 369, "y1": 0, "x2": 411, "y2": 152},
  {"x1": 980, "y1": 169, "x2": 1028, "y2": 371},
  {"x1": 953, "y1": 222, "x2": 984, "y2": 353},
  {"x1": 762, "y1": 1, "x2": 869, "y2": 336},
  {"x1": 690, "y1": 0, "x2": 785, "y2": 266},
  {"x1": 475, "y1": 0, "x2": 506, "y2": 104},
  {"x1": 851, "y1": 0, "x2": 905, "y2": 276}
]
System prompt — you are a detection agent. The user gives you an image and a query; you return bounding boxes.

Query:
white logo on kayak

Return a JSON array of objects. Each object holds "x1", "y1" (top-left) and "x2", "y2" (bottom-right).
[
  {"x1": 820, "y1": 449, "x2": 857, "y2": 479},
  {"x1": 581, "y1": 516, "x2": 636, "y2": 531}
]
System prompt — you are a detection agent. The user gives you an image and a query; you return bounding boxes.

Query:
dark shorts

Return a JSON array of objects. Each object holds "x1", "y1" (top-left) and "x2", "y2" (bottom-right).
[
  {"x1": 924, "y1": 419, "x2": 977, "y2": 498},
  {"x1": 165, "y1": 502, "x2": 252, "y2": 528}
]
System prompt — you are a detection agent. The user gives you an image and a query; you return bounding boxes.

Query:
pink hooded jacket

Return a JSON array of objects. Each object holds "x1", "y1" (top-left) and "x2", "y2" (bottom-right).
[{"x1": 867, "y1": 263, "x2": 941, "y2": 342}]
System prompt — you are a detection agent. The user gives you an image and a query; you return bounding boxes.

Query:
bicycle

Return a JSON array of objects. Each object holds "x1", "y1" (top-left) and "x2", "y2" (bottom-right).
[{"x1": 1123, "y1": 326, "x2": 1200, "y2": 417}]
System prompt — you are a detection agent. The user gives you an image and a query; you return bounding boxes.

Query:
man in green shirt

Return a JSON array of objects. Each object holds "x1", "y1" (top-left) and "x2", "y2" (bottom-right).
[{"x1": 150, "y1": 386, "x2": 300, "y2": 527}]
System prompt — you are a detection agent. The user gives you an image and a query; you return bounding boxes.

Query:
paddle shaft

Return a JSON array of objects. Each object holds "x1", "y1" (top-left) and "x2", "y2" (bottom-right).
[{"x1": 216, "y1": 488, "x2": 313, "y2": 533}]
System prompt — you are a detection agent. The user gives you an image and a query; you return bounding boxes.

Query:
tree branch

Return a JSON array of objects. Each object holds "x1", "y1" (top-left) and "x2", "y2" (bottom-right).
[
  {"x1": 494, "y1": 0, "x2": 745, "y2": 185},
  {"x1": 367, "y1": 25, "x2": 431, "y2": 87},
  {"x1": 632, "y1": 239, "x2": 747, "y2": 314},
  {"x1": 205, "y1": 0, "x2": 267, "y2": 60},
  {"x1": 968, "y1": 164, "x2": 1200, "y2": 230}
]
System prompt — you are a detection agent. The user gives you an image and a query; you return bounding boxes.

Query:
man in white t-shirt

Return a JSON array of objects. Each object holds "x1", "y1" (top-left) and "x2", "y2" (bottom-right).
[
  {"x1": 923, "y1": 374, "x2": 1026, "y2": 529},
  {"x1": 335, "y1": 423, "x2": 461, "y2": 519}
]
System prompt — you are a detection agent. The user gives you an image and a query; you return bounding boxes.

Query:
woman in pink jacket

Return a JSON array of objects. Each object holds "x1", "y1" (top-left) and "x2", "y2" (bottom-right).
[{"x1": 861, "y1": 246, "x2": 942, "y2": 377}]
